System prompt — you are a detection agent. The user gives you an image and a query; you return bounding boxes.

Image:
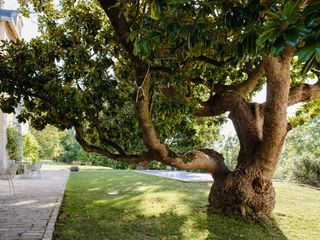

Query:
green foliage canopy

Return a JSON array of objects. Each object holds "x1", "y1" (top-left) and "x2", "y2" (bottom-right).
[{"x1": 0, "y1": 0, "x2": 319, "y2": 164}]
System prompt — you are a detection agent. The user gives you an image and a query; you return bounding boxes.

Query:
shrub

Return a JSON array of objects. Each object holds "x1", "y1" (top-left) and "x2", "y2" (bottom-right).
[
  {"x1": 292, "y1": 154, "x2": 320, "y2": 187},
  {"x1": 23, "y1": 133, "x2": 40, "y2": 162},
  {"x1": 6, "y1": 126, "x2": 21, "y2": 160},
  {"x1": 76, "y1": 148, "x2": 128, "y2": 169},
  {"x1": 128, "y1": 164, "x2": 136, "y2": 170},
  {"x1": 59, "y1": 133, "x2": 81, "y2": 163},
  {"x1": 149, "y1": 160, "x2": 166, "y2": 170}
]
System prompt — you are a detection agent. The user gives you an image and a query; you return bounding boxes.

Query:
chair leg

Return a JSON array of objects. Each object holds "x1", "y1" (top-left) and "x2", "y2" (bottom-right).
[
  {"x1": 10, "y1": 178, "x2": 15, "y2": 196},
  {"x1": 24, "y1": 169, "x2": 28, "y2": 179},
  {"x1": 8, "y1": 180, "x2": 12, "y2": 196}
]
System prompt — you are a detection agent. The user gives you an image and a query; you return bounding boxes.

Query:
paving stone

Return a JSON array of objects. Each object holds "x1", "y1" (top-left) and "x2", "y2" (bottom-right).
[{"x1": 0, "y1": 170, "x2": 69, "y2": 240}]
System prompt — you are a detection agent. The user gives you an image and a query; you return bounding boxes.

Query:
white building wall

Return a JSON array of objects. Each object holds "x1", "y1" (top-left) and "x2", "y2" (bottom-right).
[
  {"x1": 0, "y1": 21, "x2": 5, "y2": 39},
  {"x1": 0, "y1": 14, "x2": 24, "y2": 168},
  {"x1": 0, "y1": 21, "x2": 8, "y2": 168}
]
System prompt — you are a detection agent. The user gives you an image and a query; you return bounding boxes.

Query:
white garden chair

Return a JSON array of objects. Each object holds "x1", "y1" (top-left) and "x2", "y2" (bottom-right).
[
  {"x1": 26, "y1": 162, "x2": 42, "y2": 179},
  {"x1": 0, "y1": 163, "x2": 19, "y2": 196}
]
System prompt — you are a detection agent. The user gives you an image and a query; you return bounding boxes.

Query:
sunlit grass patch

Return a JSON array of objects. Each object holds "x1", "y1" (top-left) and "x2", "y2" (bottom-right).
[{"x1": 53, "y1": 170, "x2": 320, "y2": 240}]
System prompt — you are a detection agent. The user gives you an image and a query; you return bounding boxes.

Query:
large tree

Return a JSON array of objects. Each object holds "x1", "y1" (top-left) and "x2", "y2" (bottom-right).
[{"x1": 1, "y1": 0, "x2": 320, "y2": 218}]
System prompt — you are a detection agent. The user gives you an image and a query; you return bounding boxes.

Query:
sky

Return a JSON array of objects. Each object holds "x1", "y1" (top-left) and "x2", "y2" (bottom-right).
[
  {"x1": 3, "y1": 0, "x2": 39, "y2": 41},
  {"x1": 2, "y1": 0, "x2": 299, "y2": 136}
]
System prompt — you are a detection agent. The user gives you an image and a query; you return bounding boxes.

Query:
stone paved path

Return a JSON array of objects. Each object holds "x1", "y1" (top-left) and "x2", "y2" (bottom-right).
[
  {"x1": 0, "y1": 170, "x2": 69, "y2": 240},
  {"x1": 136, "y1": 170, "x2": 214, "y2": 182}
]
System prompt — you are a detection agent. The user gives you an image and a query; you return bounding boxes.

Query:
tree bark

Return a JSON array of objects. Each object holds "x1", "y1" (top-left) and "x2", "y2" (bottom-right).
[
  {"x1": 208, "y1": 160, "x2": 275, "y2": 218},
  {"x1": 208, "y1": 49, "x2": 294, "y2": 218},
  {"x1": 208, "y1": 105, "x2": 275, "y2": 218}
]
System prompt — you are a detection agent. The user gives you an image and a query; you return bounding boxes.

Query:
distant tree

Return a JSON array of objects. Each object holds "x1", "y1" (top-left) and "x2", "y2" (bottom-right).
[
  {"x1": 283, "y1": 118, "x2": 320, "y2": 160},
  {"x1": 31, "y1": 125, "x2": 67, "y2": 160},
  {"x1": 23, "y1": 132, "x2": 40, "y2": 162},
  {"x1": 278, "y1": 117, "x2": 320, "y2": 186},
  {"x1": 1, "y1": 0, "x2": 320, "y2": 218},
  {"x1": 59, "y1": 131, "x2": 81, "y2": 163}
]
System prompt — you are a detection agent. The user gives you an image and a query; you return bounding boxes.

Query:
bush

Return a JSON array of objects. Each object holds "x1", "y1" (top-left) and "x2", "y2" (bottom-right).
[
  {"x1": 23, "y1": 133, "x2": 40, "y2": 162},
  {"x1": 77, "y1": 148, "x2": 129, "y2": 169},
  {"x1": 6, "y1": 126, "x2": 21, "y2": 160},
  {"x1": 59, "y1": 133, "x2": 81, "y2": 163},
  {"x1": 292, "y1": 154, "x2": 320, "y2": 187},
  {"x1": 128, "y1": 164, "x2": 136, "y2": 170},
  {"x1": 149, "y1": 160, "x2": 166, "y2": 170}
]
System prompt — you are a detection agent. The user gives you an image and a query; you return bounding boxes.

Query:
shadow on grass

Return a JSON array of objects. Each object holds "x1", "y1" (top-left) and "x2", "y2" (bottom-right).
[
  {"x1": 53, "y1": 170, "x2": 288, "y2": 240},
  {"x1": 201, "y1": 215, "x2": 287, "y2": 240}
]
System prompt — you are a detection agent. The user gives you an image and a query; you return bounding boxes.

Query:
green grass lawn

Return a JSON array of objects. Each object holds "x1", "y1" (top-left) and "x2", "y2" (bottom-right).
[{"x1": 53, "y1": 170, "x2": 320, "y2": 240}]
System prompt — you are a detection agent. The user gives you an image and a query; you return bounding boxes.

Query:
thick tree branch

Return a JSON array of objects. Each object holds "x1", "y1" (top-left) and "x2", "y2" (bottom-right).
[
  {"x1": 74, "y1": 126, "x2": 149, "y2": 164},
  {"x1": 288, "y1": 83, "x2": 320, "y2": 106},
  {"x1": 167, "y1": 149, "x2": 230, "y2": 177},
  {"x1": 193, "y1": 61, "x2": 264, "y2": 96},
  {"x1": 135, "y1": 69, "x2": 229, "y2": 174},
  {"x1": 97, "y1": 1, "x2": 230, "y2": 175},
  {"x1": 234, "y1": 61, "x2": 265, "y2": 96},
  {"x1": 194, "y1": 61, "x2": 265, "y2": 118},
  {"x1": 195, "y1": 91, "x2": 243, "y2": 117},
  {"x1": 259, "y1": 47, "x2": 295, "y2": 178},
  {"x1": 135, "y1": 71, "x2": 170, "y2": 159},
  {"x1": 90, "y1": 115, "x2": 127, "y2": 155},
  {"x1": 75, "y1": 122, "x2": 229, "y2": 174}
]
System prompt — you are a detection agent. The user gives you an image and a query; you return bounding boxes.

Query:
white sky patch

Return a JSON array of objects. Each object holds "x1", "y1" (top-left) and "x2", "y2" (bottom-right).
[
  {"x1": 21, "y1": 16, "x2": 39, "y2": 41},
  {"x1": 3, "y1": 0, "x2": 39, "y2": 40}
]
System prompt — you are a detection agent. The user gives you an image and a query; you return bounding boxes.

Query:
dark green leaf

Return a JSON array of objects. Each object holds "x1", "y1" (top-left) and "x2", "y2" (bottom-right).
[
  {"x1": 281, "y1": 1, "x2": 298, "y2": 19},
  {"x1": 301, "y1": 54, "x2": 316, "y2": 76},
  {"x1": 295, "y1": 24, "x2": 312, "y2": 35},
  {"x1": 315, "y1": 46, "x2": 320, "y2": 63},
  {"x1": 257, "y1": 28, "x2": 282, "y2": 45},
  {"x1": 265, "y1": 10, "x2": 280, "y2": 19},
  {"x1": 151, "y1": 0, "x2": 162, "y2": 20},
  {"x1": 297, "y1": 44, "x2": 316, "y2": 62},
  {"x1": 271, "y1": 37, "x2": 285, "y2": 56},
  {"x1": 284, "y1": 29, "x2": 300, "y2": 46},
  {"x1": 303, "y1": 2, "x2": 320, "y2": 16}
]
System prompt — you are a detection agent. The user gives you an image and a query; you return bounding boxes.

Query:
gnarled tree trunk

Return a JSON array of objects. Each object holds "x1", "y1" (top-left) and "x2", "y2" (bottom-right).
[
  {"x1": 207, "y1": 51, "x2": 294, "y2": 218},
  {"x1": 208, "y1": 158, "x2": 276, "y2": 218}
]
